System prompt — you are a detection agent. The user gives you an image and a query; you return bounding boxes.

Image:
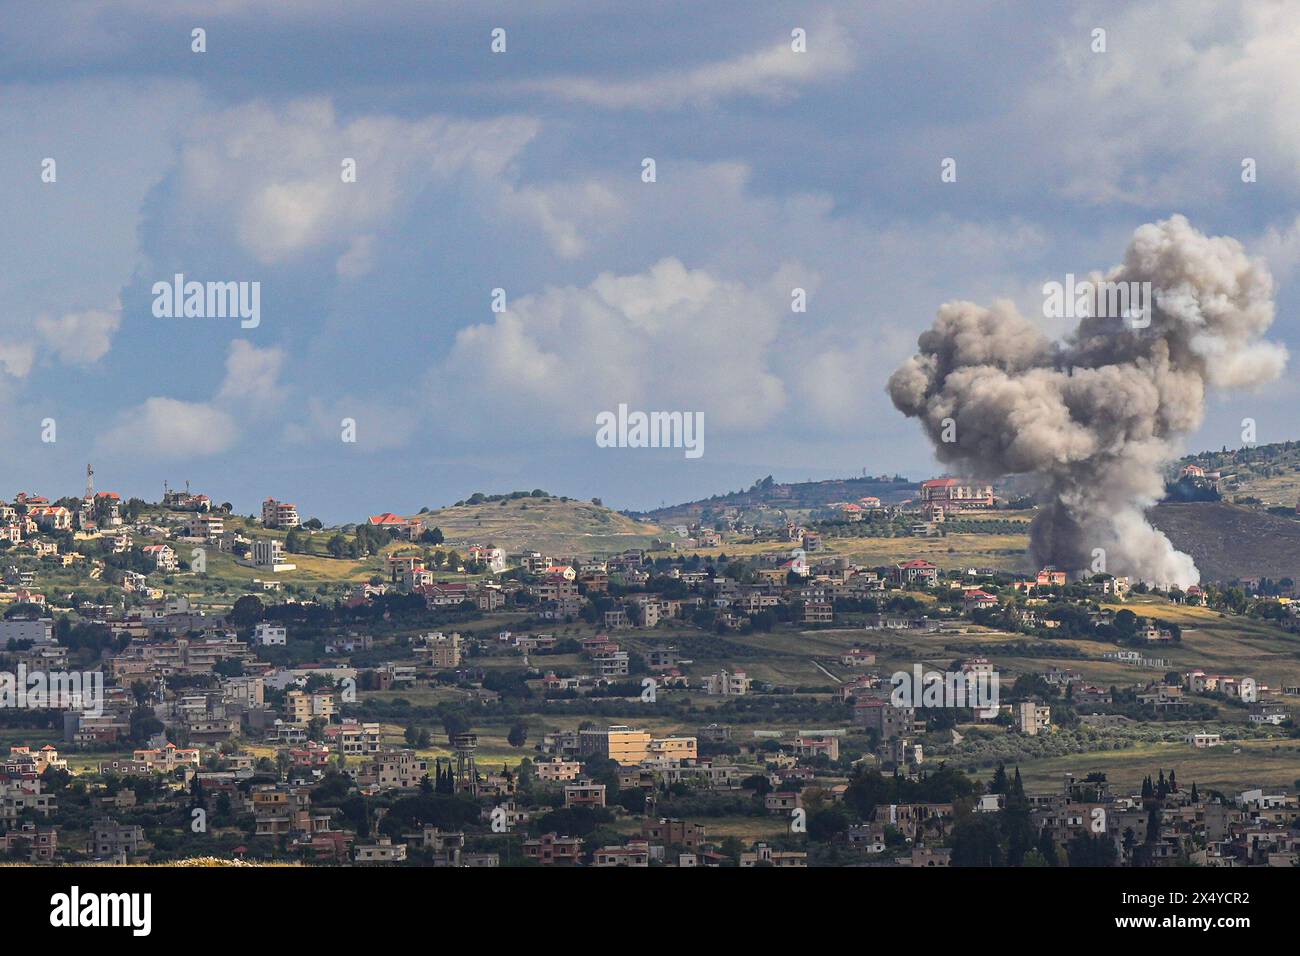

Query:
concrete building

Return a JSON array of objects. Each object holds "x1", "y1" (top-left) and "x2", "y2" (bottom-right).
[{"x1": 261, "y1": 498, "x2": 300, "y2": 529}]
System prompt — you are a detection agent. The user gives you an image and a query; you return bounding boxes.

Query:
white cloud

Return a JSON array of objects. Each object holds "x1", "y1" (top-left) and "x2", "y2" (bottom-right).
[
  {"x1": 0, "y1": 341, "x2": 36, "y2": 379},
  {"x1": 444, "y1": 257, "x2": 788, "y2": 435},
  {"x1": 217, "y1": 340, "x2": 288, "y2": 407},
  {"x1": 173, "y1": 98, "x2": 541, "y2": 264},
  {"x1": 1025, "y1": 1, "x2": 1300, "y2": 203},
  {"x1": 99, "y1": 341, "x2": 284, "y2": 460},
  {"x1": 525, "y1": 26, "x2": 852, "y2": 109},
  {"x1": 494, "y1": 182, "x2": 623, "y2": 260},
  {"x1": 35, "y1": 307, "x2": 122, "y2": 365},
  {"x1": 99, "y1": 397, "x2": 239, "y2": 459},
  {"x1": 1254, "y1": 215, "x2": 1300, "y2": 282}
]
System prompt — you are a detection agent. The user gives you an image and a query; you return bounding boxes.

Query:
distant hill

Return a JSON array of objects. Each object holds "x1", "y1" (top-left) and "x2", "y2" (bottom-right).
[
  {"x1": 1149, "y1": 502, "x2": 1300, "y2": 583},
  {"x1": 637, "y1": 475, "x2": 920, "y2": 525},
  {"x1": 1176, "y1": 440, "x2": 1300, "y2": 507},
  {"x1": 411, "y1": 496, "x2": 660, "y2": 555}
]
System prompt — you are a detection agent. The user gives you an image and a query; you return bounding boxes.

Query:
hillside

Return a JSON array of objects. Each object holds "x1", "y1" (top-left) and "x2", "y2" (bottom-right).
[
  {"x1": 1177, "y1": 440, "x2": 1300, "y2": 507},
  {"x1": 410, "y1": 495, "x2": 660, "y2": 555},
  {"x1": 1149, "y1": 501, "x2": 1300, "y2": 583},
  {"x1": 638, "y1": 474, "x2": 920, "y2": 524}
]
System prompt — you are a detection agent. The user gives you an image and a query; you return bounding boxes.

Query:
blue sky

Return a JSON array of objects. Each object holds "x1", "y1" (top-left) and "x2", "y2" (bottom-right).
[{"x1": 2, "y1": 0, "x2": 1298, "y2": 522}]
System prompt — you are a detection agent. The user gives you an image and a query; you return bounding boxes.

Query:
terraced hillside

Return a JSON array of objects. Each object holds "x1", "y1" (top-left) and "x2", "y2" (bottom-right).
[{"x1": 412, "y1": 495, "x2": 660, "y2": 555}]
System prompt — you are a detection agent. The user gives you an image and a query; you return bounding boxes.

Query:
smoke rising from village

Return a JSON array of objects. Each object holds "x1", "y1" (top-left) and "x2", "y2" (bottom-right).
[{"x1": 888, "y1": 215, "x2": 1288, "y2": 588}]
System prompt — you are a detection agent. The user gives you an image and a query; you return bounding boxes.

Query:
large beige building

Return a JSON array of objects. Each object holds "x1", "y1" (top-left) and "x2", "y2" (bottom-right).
[
  {"x1": 1017, "y1": 702, "x2": 1052, "y2": 736},
  {"x1": 534, "y1": 757, "x2": 582, "y2": 783},
  {"x1": 425, "y1": 631, "x2": 462, "y2": 669},
  {"x1": 648, "y1": 736, "x2": 698, "y2": 762},
  {"x1": 287, "y1": 689, "x2": 336, "y2": 724},
  {"x1": 578, "y1": 726, "x2": 698, "y2": 766},
  {"x1": 579, "y1": 725, "x2": 652, "y2": 766}
]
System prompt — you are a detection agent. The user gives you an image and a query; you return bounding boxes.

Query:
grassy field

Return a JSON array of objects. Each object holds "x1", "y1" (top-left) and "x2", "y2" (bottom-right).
[
  {"x1": 1101, "y1": 595, "x2": 1300, "y2": 689},
  {"x1": 680, "y1": 531, "x2": 1032, "y2": 573},
  {"x1": 997, "y1": 738, "x2": 1300, "y2": 793},
  {"x1": 410, "y1": 496, "x2": 661, "y2": 555},
  {"x1": 611, "y1": 814, "x2": 788, "y2": 842}
]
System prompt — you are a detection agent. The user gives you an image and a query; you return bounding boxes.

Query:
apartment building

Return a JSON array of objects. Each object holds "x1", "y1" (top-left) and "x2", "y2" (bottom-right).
[
  {"x1": 578, "y1": 725, "x2": 652, "y2": 766},
  {"x1": 261, "y1": 498, "x2": 300, "y2": 528},
  {"x1": 424, "y1": 631, "x2": 462, "y2": 669},
  {"x1": 534, "y1": 757, "x2": 582, "y2": 783},
  {"x1": 287, "y1": 689, "x2": 336, "y2": 724},
  {"x1": 372, "y1": 750, "x2": 429, "y2": 789},
  {"x1": 703, "y1": 668, "x2": 750, "y2": 696},
  {"x1": 324, "y1": 722, "x2": 383, "y2": 755},
  {"x1": 255, "y1": 622, "x2": 287, "y2": 646}
]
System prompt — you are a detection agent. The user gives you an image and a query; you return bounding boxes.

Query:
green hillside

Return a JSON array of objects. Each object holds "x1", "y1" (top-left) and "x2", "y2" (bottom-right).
[{"x1": 411, "y1": 494, "x2": 661, "y2": 555}]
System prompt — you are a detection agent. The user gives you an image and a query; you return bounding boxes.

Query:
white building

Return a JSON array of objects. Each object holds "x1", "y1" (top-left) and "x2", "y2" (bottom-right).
[
  {"x1": 251, "y1": 539, "x2": 295, "y2": 572},
  {"x1": 141, "y1": 543, "x2": 179, "y2": 572},
  {"x1": 703, "y1": 668, "x2": 750, "y2": 697},
  {"x1": 254, "y1": 623, "x2": 287, "y2": 646}
]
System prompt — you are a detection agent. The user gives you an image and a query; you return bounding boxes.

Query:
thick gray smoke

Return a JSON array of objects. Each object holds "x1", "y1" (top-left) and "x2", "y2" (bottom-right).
[{"x1": 888, "y1": 216, "x2": 1287, "y2": 587}]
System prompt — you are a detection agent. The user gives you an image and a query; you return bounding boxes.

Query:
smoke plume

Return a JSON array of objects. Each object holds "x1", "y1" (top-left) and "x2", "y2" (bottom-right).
[{"x1": 888, "y1": 215, "x2": 1287, "y2": 587}]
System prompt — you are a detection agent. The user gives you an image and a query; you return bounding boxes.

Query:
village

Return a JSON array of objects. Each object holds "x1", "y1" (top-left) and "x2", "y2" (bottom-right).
[{"x1": 0, "y1": 466, "x2": 1298, "y2": 867}]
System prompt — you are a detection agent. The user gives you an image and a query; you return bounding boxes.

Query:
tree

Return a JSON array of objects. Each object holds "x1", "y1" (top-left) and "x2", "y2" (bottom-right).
[
  {"x1": 1037, "y1": 827, "x2": 1059, "y2": 865},
  {"x1": 441, "y1": 712, "x2": 470, "y2": 744},
  {"x1": 990, "y1": 763, "x2": 1008, "y2": 795},
  {"x1": 507, "y1": 721, "x2": 528, "y2": 748},
  {"x1": 1114, "y1": 609, "x2": 1138, "y2": 639},
  {"x1": 807, "y1": 806, "x2": 850, "y2": 842},
  {"x1": 951, "y1": 815, "x2": 1003, "y2": 867},
  {"x1": 1067, "y1": 832, "x2": 1118, "y2": 867},
  {"x1": 1002, "y1": 767, "x2": 1035, "y2": 866},
  {"x1": 229, "y1": 595, "x2": 265, "y2": 627}
]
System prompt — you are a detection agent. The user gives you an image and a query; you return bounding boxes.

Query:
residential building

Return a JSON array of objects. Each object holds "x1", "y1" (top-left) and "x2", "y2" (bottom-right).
[{"x1": 261, "y1": 498, "x2": 300, "y2": 529}]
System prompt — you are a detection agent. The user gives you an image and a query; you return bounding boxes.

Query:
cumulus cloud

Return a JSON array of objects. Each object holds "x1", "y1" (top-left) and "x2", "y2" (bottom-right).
[
  {"x1": 35, "y1": 307, "x2": 122, "y2": 365},
  {"x1": 99, "y1": 397, "x2": 239, "y2": 459},
  {"x1": 172, "y1": 98, "x2": 541, "y2": 264},
  {"x1": 444, "y1": 258, "x2": 788, "y2": 435},
  {"x1": 1028, "y1": 1, "x2": 1300, "y2": 202},
  {"x1": 0, "y1": 341, "x2": 36, "y2": 379},
  {"x1": 217, "y1": 340, "x2": 288, "y2": 407},
  {"x1": 99, "y1": 340, "x2": 285, "y2": 459}
]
